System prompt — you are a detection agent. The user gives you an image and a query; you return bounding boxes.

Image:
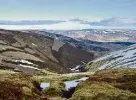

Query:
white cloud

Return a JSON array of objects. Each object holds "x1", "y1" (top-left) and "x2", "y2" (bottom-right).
[
  {"x1": 0, "y1": 21, "x2": 91, "y2": 30},
  {"x1": 0, "y1": 17, "x2": 135, "y2": 30},
  {"x1": 91, "y1": 17, "x2": 136, "y2": 26},
  {"x1": 44, "y1": 21, "x2": 91, "y2": 30}
]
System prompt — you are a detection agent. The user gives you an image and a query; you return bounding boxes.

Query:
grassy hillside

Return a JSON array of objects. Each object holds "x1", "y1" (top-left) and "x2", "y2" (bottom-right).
[{"x1": 71, "y1": 69, "x2": 136, "y2": 100}]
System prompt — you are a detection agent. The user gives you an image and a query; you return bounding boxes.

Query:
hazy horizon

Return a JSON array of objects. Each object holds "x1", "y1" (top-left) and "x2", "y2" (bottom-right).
[{"x1": 0, "y1": 0, "x2": 136, "y2": 30}]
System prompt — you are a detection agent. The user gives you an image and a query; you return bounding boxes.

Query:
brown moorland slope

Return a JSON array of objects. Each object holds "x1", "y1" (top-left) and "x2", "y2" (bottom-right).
[
  {"x1": 71, "y1": 69, "x2": 136, "y2": 100},
  {"x1": 0, "y1": 29, "x2": 95, "y2": 74}
]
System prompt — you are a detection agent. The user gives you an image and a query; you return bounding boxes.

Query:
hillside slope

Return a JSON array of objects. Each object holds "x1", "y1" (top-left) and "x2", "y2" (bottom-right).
[
  {"x1": 86, "y1": 44, "x2": 136, "y2": 72},
  {"x1": 0, "y1": 29, "x2": 95, "y2": 74},
  {"x1": 71, "y1": 69, "x2": 136, "y2": 100}
]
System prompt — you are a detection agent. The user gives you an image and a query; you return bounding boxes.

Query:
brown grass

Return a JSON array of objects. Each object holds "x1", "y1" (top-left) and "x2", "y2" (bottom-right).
[
  {"x1": 71, "y1": 68, "x2": 136, "y2": 100},
  {"x1": 0, "y1": 73, "x2": 41, "y2": 100}
]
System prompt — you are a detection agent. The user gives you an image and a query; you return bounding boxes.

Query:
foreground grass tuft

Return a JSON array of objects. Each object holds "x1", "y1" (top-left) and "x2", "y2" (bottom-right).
[{"x1": 0, "y1": 73, "x2": 41, "y2": 100}]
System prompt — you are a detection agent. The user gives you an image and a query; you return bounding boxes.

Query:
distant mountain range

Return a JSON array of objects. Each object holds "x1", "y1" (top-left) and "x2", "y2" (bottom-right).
[
  {"x1": 27, "y1": 30, "x2": 135, "y2": 55},
  {"x1": 48, "y1": 29, "x2": 136, "y2": 42}
]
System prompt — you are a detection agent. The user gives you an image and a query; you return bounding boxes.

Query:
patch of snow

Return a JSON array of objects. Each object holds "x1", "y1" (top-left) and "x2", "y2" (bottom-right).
[
  {"x1": 19, "y1": 64, "x2": 40, "y2": 70},
  {"x1": 64, "y1": 77, "x2": 89, "y2": 90},
  {"x1": 40, "y1": 82, "x2": 50, "y2": 90},
  {"x1": 81, "y1": 61, "x2": 86, "y2": 64},
  {"x1": 15, "y1": 60, "x2": 33, "y2": 65},
  {"x1": 70, "y1": 65, "x2": 80, "y2": 72},
  {"x1": 103, "y1": 31, "x2": 108, "y2": 33},
  {"x1": 99, "y1": 63, "x2": 109, "y2": 70},
  {"x1": 78, "y1": 77, "x2": 89, "y2": 81},
  {"x1": 32, "y1": 43, "x2": 37, "y2": 47}
]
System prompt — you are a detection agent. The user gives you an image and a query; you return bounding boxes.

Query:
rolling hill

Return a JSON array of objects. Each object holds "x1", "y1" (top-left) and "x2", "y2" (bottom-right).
[
  {"x1": 86, "y1": 44, "x2": 136, "y2": 72},
  {"x1": 27, "y1": 30, "x2": 135, "y2": 55},
  {"x1": 0, "y1": 29, "x2": 95, "y2": 74}
]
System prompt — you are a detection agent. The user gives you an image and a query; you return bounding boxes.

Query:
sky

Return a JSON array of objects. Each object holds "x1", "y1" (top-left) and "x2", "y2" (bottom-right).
[
  {"x1": 0, "y1": 0, "x2": 136, "y2": 30},
  {"x1": 0, "y1": 0, "x2": 136, "y2": 21}
]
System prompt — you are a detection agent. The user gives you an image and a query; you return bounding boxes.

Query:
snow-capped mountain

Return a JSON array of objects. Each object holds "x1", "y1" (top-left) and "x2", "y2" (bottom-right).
[
  {"x1": 86, "y1": 44, "x2": 136, "y2": 72},
  {"x1": 49, "y1": 29, "x2": 136, "y2": 42}
]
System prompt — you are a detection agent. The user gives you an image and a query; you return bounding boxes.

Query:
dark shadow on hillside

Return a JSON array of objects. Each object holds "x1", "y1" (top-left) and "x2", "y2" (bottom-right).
[{"x1": 62, "y1": 87, "x2": 76, "y2": 99}]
